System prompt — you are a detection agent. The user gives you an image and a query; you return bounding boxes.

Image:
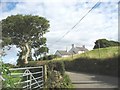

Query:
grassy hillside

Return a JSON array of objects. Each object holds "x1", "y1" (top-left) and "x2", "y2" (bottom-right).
[
  {"x1": 52, "y1": 46, "x2": 119, "y2": 61},
  {"x1": 75, "y1": 46, "x2": 119, "y2": 59}
]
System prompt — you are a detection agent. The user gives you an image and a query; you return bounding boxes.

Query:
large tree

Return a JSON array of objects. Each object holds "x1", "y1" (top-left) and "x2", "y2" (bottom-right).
[
  {"x1": 93, "y1": 39, "x2": 120, "y2": 49},
  {"x1": 2, "y1": 15, "x2": 50, "y2": 65}
]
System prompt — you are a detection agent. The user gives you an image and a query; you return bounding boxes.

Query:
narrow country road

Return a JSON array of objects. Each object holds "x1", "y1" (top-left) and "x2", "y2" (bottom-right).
[{"x1": 66, "y1": 71, "x2": 118, "y2": 88}]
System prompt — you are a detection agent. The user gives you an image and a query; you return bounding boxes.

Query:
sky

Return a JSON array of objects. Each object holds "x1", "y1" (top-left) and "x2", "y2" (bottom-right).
[{"x1": 0, "y1": 0, "x2": 119, "y2": 64}]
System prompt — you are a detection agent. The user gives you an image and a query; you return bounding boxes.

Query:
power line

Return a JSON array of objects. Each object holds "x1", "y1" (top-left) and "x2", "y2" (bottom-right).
[{"x1": 49, "y1": 1, "x2": 101, "y2": 47}]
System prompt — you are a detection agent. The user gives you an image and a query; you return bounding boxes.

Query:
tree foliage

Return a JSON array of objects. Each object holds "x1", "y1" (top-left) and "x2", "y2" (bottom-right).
[
  {"x1": 39, "y1": 54, "x2": 58, "y2": 60},
  {"x1": 93, "y1": 39, "x2": 120, "y2": 49},
  {"x1": 2, "y1": 14, "x2": 50, "y2": 65},
  {"x1": 34, "y1": 46, "x2": 49, "y2": 60}
]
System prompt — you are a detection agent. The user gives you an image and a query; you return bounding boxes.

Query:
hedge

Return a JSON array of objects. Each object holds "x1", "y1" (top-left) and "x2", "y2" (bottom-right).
[{"x1": 64, "y1": 55, "x2": 119, "y2": 77}]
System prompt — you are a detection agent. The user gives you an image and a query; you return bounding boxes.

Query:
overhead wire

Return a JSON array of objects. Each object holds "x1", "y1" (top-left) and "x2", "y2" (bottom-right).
[{"x1": 49, "y1": 0, "x2": 101, "y2": 48}]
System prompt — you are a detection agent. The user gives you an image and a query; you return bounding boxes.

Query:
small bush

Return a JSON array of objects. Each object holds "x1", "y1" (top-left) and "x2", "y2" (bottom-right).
[
  {"x1": 25, "y1": 61, "x2": 46, "y2": 67},
  {"x1": 47, "y1": 61, "x2": 65, "y2": 76},
  {"x1": 39, "y1": 55, "x2": 58, "y2": 60},
  {"x1": 62, "y1": 74, "x2": 73, "y2": 88},
  {"x1": 45, "y1": 61, "x2": 73, "y2": 88}
]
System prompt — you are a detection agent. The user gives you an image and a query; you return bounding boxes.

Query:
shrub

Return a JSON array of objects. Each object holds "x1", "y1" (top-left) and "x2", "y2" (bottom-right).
[
  {"x1": 62, "y1": 74, "x2": 73, "y2": 88},
  {"x1": 45, "y1": 61, "x2": 73, "y2": 88},
  {"x1": 40, "y1": 55, "x2": 58, "y2": 60},
  {"x1": 47, "y1": 61, "x2": 65, "y2": 76},
  {"x1": 1, "y1": 62, "x2": 20, "y2": 89}
]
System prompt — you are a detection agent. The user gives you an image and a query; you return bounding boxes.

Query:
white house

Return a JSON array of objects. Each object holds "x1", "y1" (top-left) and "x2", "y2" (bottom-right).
[
  {"x1": 55, "y1": 50, "x2": 71, "y2": 57},
  {"x1": 69, "y1": 44, "x2": 88, "y2": 54}
]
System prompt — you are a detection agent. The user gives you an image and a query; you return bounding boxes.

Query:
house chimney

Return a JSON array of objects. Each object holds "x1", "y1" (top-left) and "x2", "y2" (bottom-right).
[
  {"x1": 72, "y1": 44, "x2": 74, "y2": 48},
  {"x1": 83, "y1": 45, "x2": 85, "y2": 48}
]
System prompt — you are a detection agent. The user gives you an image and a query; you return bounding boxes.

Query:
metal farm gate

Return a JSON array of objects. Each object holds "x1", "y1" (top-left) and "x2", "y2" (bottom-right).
[{"x1": 10, "y1": 66, "x2": 45, "y2": 89}]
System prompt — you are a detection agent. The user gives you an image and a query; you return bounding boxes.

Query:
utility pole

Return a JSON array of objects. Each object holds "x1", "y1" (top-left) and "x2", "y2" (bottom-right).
[
  {"x1": 72, "y1": 53, "x2": 73, "y2": 59},
  {"x1": 98, "y1": 42, "x2": 101, "y2": 59}
]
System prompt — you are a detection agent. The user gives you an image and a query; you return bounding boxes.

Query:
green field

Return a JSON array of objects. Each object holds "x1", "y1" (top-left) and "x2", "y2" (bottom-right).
[{"x1": 51, "y1": 46, "x2": 119, "y2": 61}]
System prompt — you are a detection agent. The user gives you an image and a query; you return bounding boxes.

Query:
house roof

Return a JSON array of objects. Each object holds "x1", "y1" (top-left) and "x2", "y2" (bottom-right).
[
  {"x1": 69, "y1": 46, "x2": 88, "y2": 54},
  {"x1": 57, "y1": 50, "x2": 71, "y2": 55},
  {"x1": 76, "y1": 47, "x2": 88, "y2": 51}
]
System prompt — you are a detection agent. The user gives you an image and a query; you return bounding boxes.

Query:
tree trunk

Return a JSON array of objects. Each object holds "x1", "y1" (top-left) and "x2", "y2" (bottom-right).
[
  {"x1": 20, "y1": 43, "x2": 30, "y2": 64},
  {"x1": 21, "y1": 46, "x2": 25, "y2": 61},
  {"x1": 24, "y1": 43, "x2": 30, "y2": 64}
]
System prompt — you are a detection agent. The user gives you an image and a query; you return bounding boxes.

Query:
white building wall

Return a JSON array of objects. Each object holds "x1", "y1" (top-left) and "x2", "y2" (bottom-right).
[
  {"x1": 78, "y1": 51, "x2": 84, "y2": 54},
  {"x1": 62, "y1": 55, "x2": 69, "y2": 57},
  {"x1": 55, "y1": 51, "x2": 62, "y2": 57}
]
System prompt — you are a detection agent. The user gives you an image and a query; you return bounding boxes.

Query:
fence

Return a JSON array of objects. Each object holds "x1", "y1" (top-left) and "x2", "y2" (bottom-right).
[{"x1": 9, "y1": 66, "x2": 45, "y2": 89}]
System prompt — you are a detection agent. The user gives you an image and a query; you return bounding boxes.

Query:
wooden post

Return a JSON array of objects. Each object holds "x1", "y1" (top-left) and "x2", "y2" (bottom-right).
[
  {"x1": 72, "y1": 53, "x2": 73, "y2": 59},
  {"x1": 43, "y1": 65, "x2": 47, "y2": 88},
  {"x1": 98, "y1": 42, "x2": 101, "y2": 59}
]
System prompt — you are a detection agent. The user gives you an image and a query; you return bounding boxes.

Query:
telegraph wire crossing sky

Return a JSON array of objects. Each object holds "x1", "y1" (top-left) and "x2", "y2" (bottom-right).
[
  {"x1": 0, "y1": 0, "x2": 118, "y2": 64},
  {"x1": 48, "y1": 1, "x2": 101, "y2": 48}
]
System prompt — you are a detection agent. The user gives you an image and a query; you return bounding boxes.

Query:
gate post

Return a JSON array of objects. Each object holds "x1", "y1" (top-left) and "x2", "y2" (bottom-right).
[{"x1": 43, "y1": 64, "x2": 47, "y2": 87}]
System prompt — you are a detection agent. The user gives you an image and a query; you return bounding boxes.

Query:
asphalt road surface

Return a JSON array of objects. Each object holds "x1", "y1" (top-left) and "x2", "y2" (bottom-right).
[{"x1": 66, "y1": 71, "x2": 118, "y2": 88}]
